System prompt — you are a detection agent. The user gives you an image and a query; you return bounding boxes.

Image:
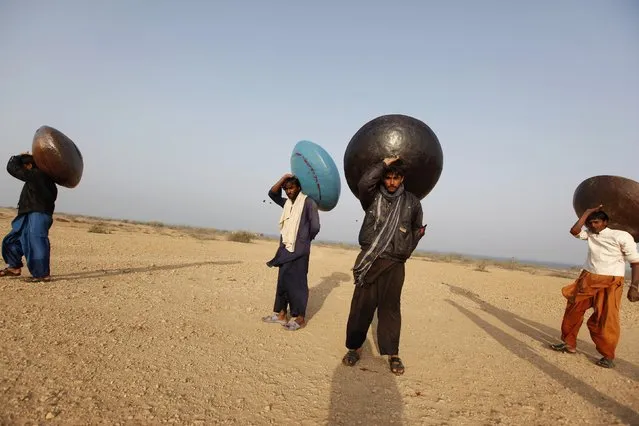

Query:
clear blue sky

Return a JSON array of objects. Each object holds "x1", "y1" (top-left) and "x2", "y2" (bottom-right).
[{"x1": 1, "y1": 1, "x2": 637, "y2": 266}]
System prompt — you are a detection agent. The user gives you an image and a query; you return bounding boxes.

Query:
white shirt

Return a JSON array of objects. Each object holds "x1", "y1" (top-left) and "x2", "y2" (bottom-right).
[{"x1": 577, "y1": 227, "x2": 639, "y2": 277}]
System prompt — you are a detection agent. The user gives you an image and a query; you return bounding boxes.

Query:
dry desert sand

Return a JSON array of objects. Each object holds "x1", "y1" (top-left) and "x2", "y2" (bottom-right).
[{"x1": 1, "y1": 207, "x2": 638, "y2": 425}]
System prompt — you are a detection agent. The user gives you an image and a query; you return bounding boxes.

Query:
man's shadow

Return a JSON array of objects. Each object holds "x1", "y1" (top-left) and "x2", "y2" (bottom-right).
[
  {"x1": 442, "y1": 282, "x2": 639, "y2": 380},
  {"x1": 443, "y1": 282, "x2": 639, "y2": 424},
  {"x1": 328, "y1": 337, "x2": 404, "y2": 425},
  {"x1": 49, "y1": 261, "x2": 241, "y2": 281},
  {"x1": 306, "y1": 272, "x2": 351, "y2": 321}
]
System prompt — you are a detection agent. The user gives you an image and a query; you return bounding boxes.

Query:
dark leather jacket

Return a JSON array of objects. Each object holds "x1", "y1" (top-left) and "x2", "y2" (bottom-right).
[
  {"x1": 7, "y1": 155, "x2": 58, "y2": 216},
  {"x1": 357, "y1": 162, "x2": 424, "y2": 262}
]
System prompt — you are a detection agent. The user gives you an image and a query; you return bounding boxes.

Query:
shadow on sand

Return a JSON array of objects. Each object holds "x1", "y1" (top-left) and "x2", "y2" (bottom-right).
[
  {"x1": 443, "y1": 282, "x2": 639, "y2": 424},
  {"x1": 306, "y1": 272, "x2": 351, "y2": 321},
  {"x1": 328, "y1": 336, "x2": 404, "y2": 425},
  {"x1": 49, "y1": 260, "x2": 241, "y2": 281}
]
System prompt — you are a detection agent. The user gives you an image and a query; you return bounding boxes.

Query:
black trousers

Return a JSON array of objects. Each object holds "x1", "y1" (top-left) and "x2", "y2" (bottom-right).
[
  {"x1": 273, "y1": 254, "x2": 310, "y2": 317},
  {"x1": 345, "y1": 259, "x2": 405, "y2": 355}
]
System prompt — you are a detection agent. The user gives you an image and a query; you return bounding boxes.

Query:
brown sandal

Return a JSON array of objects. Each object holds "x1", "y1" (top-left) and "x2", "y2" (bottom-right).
[
  {"x1": 550, "y1": 343, "x2": 576, "y2": 354},
  {"x1": 26, "y1": 276, "x2": 52, "y2": 283},
  {"x1": 596, "y1": 357, "x2": 615, "y2": 368},
  {"x1": 389, "y1": 356, "x2": 405, "y2": 375},
  {"x1": 342, "y1": 350, "x2": 360, "y2": 367},
  {"x1": 0, "y1": 268, "x2": 21, "y2": 277}
]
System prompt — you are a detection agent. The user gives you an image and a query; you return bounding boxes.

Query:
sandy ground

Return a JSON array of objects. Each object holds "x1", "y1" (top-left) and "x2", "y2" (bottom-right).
[{"x1": 0, "y1": 208, "x2": 638, "y2": 425}]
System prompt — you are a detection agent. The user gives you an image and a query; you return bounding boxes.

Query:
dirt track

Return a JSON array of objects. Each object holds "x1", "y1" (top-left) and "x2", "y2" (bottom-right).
[{"x1": 1, "y1": 209, "x2": 638, "y2": 425}]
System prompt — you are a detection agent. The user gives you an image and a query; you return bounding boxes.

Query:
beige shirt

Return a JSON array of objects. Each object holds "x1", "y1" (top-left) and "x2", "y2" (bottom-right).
[{"x1": 577, "y1": 227, "x2": 639, "y2": 277}]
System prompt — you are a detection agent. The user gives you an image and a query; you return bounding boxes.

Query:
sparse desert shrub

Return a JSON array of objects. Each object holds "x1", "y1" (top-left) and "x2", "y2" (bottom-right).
[
  {"x1": 438, "y1": 253, "x2": 472, "y2": 264},
  {"x1": 186, "y1": 228, "x2": 219, "y2": 241},
  {"x1": 88, "y1": 223, "x2": 111, "y2": 234},
  {"x1": 227, "y1": 231, "x2": 253, "y2": 243},
  {"x1": 475, "y1": 261, "x2": 489, "y2": 272},
  {"x1": 505, "y1": 257, "x2": 518, "y2": 270},
  {"x1": 493, "y1": 257, "x2": 519, "y2": 270},
  {"x1": 548, "y1": 270, "x2": 577, "y2": 279}
]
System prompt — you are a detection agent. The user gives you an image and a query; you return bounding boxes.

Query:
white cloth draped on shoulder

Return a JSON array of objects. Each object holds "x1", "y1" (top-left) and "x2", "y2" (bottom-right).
[{"x1": 279, "y1": 193, "x2": 308, "y2": 252}]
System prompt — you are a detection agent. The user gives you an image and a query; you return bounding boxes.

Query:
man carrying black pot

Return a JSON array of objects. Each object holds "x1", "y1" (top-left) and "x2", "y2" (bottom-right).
[
  {"x1": 0, "y1": 152, "x2": 57, "y2": 282},
  {"x1": 342, "y1": 156, "x2": 426, "y2": 375},
  {"x1": 551, "y1": 205, "x2": 639, "y2": 368}
]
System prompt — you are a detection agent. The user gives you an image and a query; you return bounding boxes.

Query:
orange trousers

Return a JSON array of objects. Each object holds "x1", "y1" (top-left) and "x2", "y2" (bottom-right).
[{"x1": 560, "y1": 270, "x2": 625, "y2": 359}]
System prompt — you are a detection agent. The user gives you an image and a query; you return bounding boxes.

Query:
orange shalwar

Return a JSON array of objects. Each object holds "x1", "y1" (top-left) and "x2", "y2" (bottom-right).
[{"x1": 560, "y1": 270, "x2": 625, "y2": 359}]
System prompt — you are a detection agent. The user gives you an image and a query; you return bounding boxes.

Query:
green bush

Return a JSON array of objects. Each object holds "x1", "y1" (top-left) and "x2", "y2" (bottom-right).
[{"x1": 227, "y1": 231, "x2": 253, "y2": 243}]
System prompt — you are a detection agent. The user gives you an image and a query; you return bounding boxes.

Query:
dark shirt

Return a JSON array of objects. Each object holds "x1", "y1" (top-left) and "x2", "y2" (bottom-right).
[
  {"x1": 356, "y1": 161, "x2": 423, "y2": 262},
  {"x1": 7, "y1": 156, "x2": 58, "y2": 216},
  {"x1": 267, "y1": 189, "x2": 321, "y2": 266}
]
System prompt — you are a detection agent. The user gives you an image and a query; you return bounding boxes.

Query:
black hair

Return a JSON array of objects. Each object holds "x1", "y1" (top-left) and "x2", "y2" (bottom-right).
[
  {"x1": 20, "y1": 154, "x2": 35, "y2": 165},
  {"x1": 587, "y1": 210, "x2": 609, "y2": 222},
  {"x1": 283, "y1": 176, "x2": 301, "y2": 188},
  {"x1": 384, "y1": 159, "x2": 405, "y2": 177}
]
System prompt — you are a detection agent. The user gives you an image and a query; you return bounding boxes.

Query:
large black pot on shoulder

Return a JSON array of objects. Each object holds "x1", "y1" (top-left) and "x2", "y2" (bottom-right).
[
  {"x1": 573, "y1": 175, "x2": 639, "y2": 242},
  {"x1": 32, "y1": 125, "x2": 84, "y2": 188},
  {"x1": 343, "y1": 114, "x2": 443, "y2": 200}
]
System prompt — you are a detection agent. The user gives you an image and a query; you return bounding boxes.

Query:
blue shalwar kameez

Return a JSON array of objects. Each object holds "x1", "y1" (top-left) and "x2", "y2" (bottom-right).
[
  {"x1": 2, "y1": 213, "x2": 54, "y2": 278},
  {"x1": 267, "y1": 189, "x2": 320, "y2": 318},
  {"x1": 1, "y1": 155, "x2": 57, "y2": 279}
]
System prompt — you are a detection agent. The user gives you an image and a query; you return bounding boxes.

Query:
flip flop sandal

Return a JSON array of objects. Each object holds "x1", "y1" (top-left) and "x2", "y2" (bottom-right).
[
  {"x1": 596, "y1": 357, "x2": 614, "y2": 368},
  {"x1": 26, "y1": 276, "x2": 52, "y2": 283},
  {"x1": 550, "y1": 343, "x2": 576, "y2": 354},
  {"x1": 389, "y1": 357, "x2": 405, "y2": 375},
  {"x1": 342, "y1": 350, "x2": 360, "y2": 367},
  {"x1": 262, "y1": 314, "x2": 286, "y2": 324},
  {"x1": 0, "y1": 268, "x2": 21, "y2": 277},
  {"x1": 282, "y1": 319, "x2": 305, "y2": 331}
]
